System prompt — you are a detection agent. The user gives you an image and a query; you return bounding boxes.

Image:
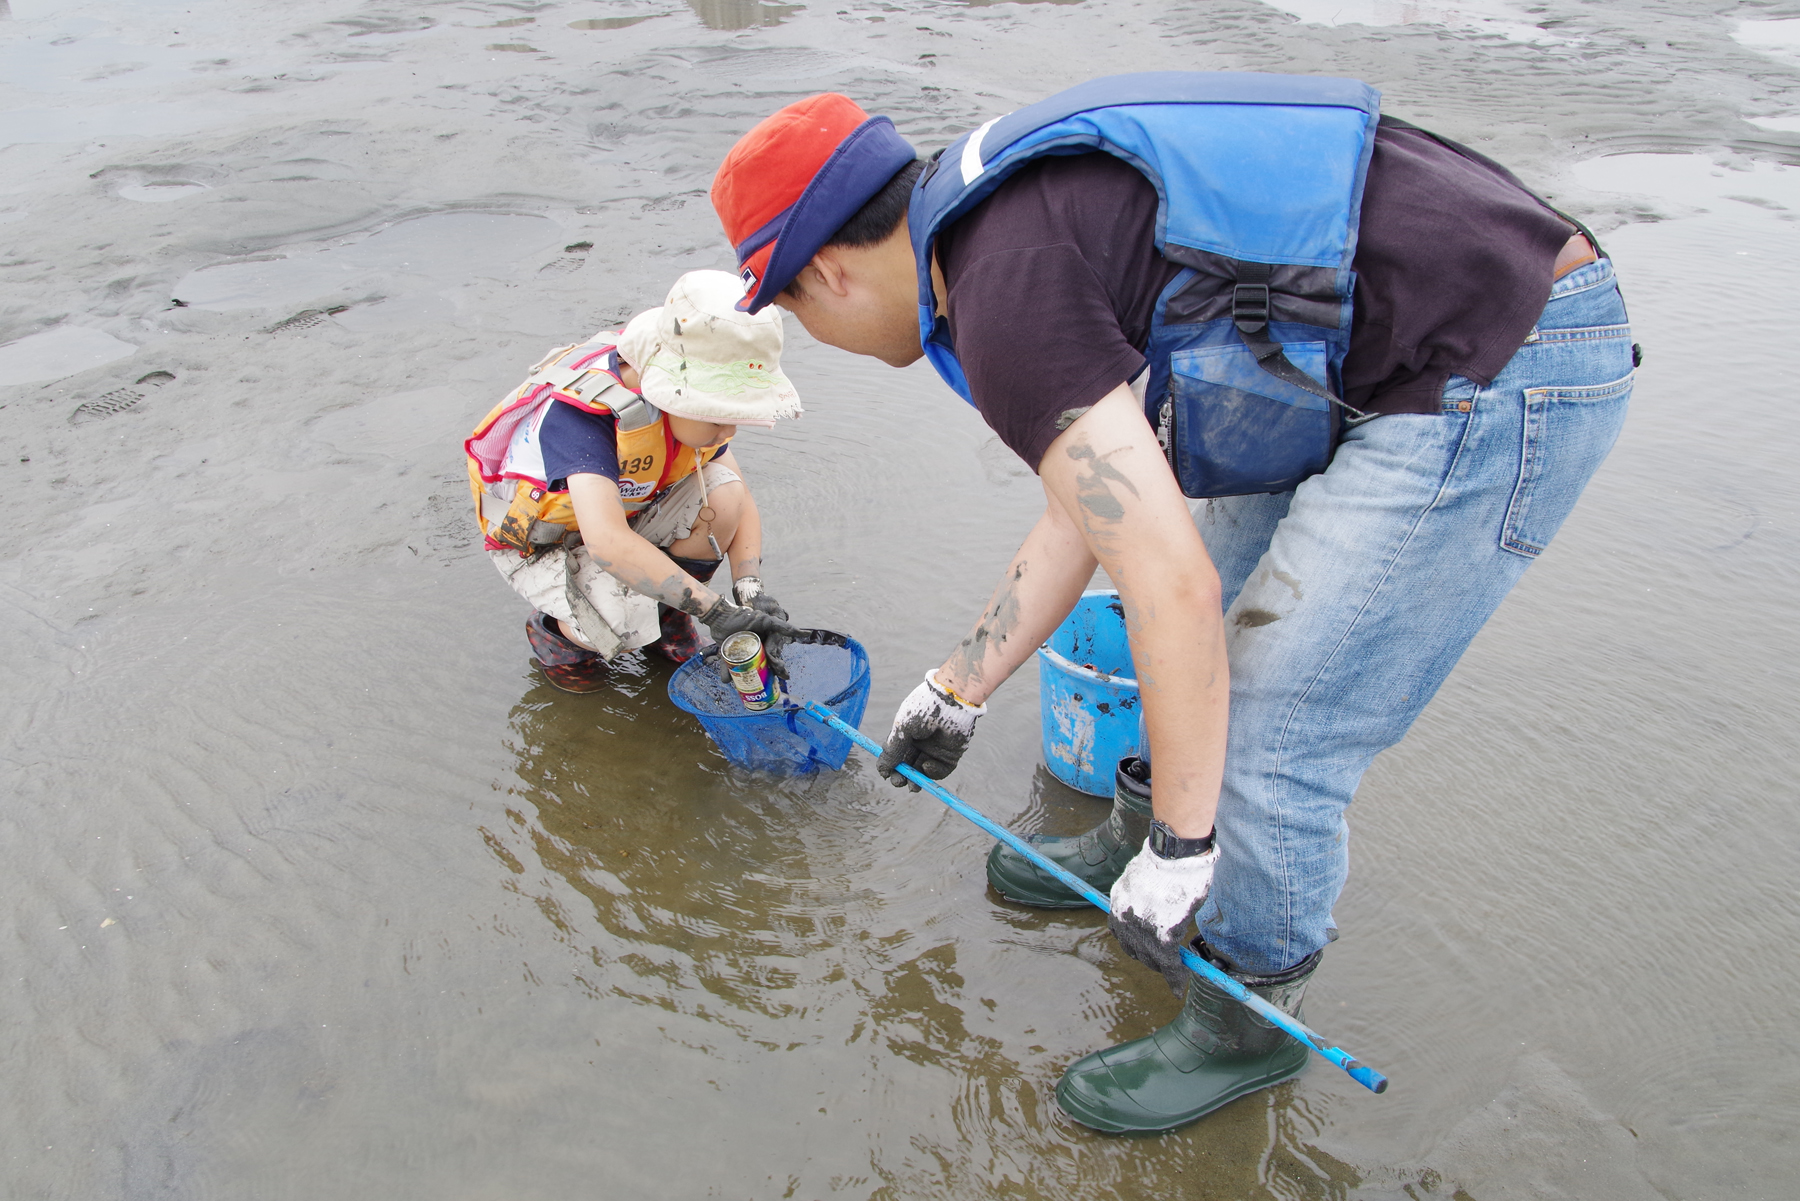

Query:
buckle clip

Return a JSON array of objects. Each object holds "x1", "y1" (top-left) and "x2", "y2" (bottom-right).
[{"x1": 1232, "y1": 282, "x2": 1271, "y2": 333}]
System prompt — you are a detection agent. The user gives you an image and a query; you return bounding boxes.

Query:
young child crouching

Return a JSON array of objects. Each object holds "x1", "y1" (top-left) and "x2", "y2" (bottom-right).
[{"x1": 466, "y1": 270, "x2": 802, "y2": 693}]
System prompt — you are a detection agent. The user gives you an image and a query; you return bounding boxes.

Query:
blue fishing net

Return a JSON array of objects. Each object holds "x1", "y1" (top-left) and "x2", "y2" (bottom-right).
[{"x1": 667, "y1": 634, "x2": 870, "y2": 774}]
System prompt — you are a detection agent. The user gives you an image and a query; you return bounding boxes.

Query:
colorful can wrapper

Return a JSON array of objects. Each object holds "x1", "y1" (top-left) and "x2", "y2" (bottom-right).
[{"x1": 720, "y1": 630, "x2": 782, "y2": 711}]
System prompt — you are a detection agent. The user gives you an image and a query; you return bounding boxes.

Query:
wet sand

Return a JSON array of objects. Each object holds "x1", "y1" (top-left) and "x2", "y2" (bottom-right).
[{"x1": 2, "y1": 1, "x2": 1797, "y2": 1198}]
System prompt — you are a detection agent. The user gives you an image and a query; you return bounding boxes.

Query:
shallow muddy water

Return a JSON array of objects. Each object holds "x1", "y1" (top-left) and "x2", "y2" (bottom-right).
[{"x1": 2, "y1": 2, "x2": 1798, "y2": 1198}]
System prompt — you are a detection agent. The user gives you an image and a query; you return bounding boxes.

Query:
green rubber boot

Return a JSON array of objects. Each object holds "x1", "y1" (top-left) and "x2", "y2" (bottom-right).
[
  {"x1": 986, "y1": 757, "x2": 1154, "y2": 908},
  {"x1": 1056, "y1": 945, "x2": 1321, "y2": 1133}
]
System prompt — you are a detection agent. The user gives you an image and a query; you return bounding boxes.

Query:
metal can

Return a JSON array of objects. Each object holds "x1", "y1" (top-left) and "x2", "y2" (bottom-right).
[{"x1": 719, "y1": 630, "x2": 783, "y2": 712}]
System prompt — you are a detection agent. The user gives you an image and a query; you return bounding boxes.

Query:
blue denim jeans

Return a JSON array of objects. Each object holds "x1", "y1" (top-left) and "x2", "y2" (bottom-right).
[{"x1": 1190, "y1": 259, "x2": 1634, "y2": 975}]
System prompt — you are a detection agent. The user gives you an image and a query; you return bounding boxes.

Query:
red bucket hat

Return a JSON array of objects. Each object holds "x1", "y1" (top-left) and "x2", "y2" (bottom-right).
[{"x1": 712, "y1": 93, "x2": 917, "y2": 313}]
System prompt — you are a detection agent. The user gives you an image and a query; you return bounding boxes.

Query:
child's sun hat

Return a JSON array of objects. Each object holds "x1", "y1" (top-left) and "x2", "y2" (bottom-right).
[{"x1": 616, "y1": 270, "x2": 802, "y2": 428}]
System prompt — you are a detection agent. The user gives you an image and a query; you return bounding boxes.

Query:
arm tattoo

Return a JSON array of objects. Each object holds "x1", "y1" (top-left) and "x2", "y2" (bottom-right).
[
  {"x1": 946, "y1": 560, "x2": 1028, "y2": 693},
  {"x1": 1065, "y1": 441, "x2": 1140, "y2": 525}
]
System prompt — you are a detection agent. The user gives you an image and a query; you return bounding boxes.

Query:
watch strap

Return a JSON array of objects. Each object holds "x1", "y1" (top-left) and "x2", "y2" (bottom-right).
[{"x1": 1149, "y1": 819, "x2": 1215, "y2": 859}]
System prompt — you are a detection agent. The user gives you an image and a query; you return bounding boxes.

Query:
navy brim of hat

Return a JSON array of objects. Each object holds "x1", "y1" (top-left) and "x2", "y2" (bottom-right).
[{"x1": 737, "y1": 116, "x2": 917, "y2": 313}]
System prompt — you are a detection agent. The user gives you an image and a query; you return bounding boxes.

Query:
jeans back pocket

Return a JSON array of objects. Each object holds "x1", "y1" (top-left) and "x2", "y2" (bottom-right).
[
  {"x1": 1502, "y1": 370, "x2": 1633, "y2": 557},
  {"x1": 1163, "y1": 341, "x2": 1336, "y2": 498}
]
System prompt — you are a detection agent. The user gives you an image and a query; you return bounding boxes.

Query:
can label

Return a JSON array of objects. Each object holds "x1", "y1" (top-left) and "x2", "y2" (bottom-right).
[{"x1": 719, "y1": 630, "x2": 782, "y2": 712}]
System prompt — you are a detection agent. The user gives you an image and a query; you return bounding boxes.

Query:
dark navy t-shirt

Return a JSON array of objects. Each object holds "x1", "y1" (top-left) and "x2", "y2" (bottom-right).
[
  {"x1": 539, "y1": 399, "x2": 730, "y2": 494},
  {"x1": 935, "y1": 121, "x2": 1576, "y2": 469},
  {"x1": 540, "y1": 401, "x2": 620, "y2": 491}
]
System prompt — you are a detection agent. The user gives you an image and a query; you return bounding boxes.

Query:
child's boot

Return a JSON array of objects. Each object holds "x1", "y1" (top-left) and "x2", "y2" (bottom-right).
[
  {"x1": 652, "y1": 554, "x2": 723, "y2": 664},
  {"x1": 526, "y1": 612, "x2": 609, "y2": 693},
  {"x1": 654, "y1": 605, "x2": 708, "y2": 663}
]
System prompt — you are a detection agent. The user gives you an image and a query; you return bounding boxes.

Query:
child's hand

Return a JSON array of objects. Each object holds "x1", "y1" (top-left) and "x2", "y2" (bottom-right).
[
  {"x1": 699, "y1": 598, "x2": 800, "y2": 678},
  {"x1": 733, "y1": 576, "x2": 788, "y2": 621}
]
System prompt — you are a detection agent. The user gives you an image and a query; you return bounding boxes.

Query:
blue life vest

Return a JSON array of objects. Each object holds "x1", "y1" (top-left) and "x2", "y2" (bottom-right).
[{"x1": 909, "y1": 72, "x2": 1381, "y2": 497}]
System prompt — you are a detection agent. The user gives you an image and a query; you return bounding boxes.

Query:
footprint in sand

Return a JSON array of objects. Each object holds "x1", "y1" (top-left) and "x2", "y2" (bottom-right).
[
  {"x1": 537, "y1": 241, "x2": 594, "y2": 276},
  {"x1": 266, "y1": 306, "x2": 350, "y2": 334},
  {"x1": 69, "y1": 370, "x2": 176, "y2": 426}
]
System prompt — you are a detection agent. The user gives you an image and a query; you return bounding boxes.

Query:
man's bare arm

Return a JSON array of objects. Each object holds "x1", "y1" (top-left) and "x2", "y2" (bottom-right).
[
  {"x1": 933, "y1": 482, "x2": 1099, "y2": 707},
  {"x1": 1037, "y1": 385, "x2": 1227, "y2": 839}
]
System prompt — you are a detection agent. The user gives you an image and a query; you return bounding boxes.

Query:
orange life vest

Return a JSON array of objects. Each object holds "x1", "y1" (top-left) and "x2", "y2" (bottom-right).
[{"x1": 465, "y1": 336, "x2": 725, "y2": 555}]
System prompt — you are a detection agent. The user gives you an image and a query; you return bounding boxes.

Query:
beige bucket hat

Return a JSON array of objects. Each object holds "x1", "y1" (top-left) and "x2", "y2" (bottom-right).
[{"x1": 615, "y1": 270, "x2": 802, "y2": 428}]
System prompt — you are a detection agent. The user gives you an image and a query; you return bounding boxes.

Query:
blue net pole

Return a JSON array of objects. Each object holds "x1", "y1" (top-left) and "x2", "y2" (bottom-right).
[{"x1": 800, "y1": 700, "x2": 1389, "y2": 1096}]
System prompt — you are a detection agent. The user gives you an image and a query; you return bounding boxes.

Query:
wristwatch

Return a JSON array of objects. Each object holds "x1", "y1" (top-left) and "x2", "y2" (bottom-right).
[{"x1": 1149, "y1": 819, "x2": 1215, "y2": 859}]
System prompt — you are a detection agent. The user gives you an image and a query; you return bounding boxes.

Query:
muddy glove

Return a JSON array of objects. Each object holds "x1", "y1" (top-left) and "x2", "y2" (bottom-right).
[
  {"x1": 732, "y1": 576, "x2": 787, "y2": 621},
  {"x1": 699, "y1": 597, "x2": 799, "y2": 679},
  {"x1": 877, "y1": 670, "x2": 986, "y2": 790},
  {"x1": 1108, "y1": 827, "x2": 1219, "y2": 994}
]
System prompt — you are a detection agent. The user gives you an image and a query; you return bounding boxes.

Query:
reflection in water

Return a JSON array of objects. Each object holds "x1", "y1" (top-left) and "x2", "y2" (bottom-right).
[
  {"x1": 494, "y1": 675, "x2": 1416, "y2": 1198},
  {"x1": 686, "y1": 0, "x2": 803, "y2": 31},
  {"x1": 569, "y1": 15, "x2": 666, "y2": 30},
  {"x1": 498, "y1": 666, "x2": 869, "y2": 1028},
  {"x1": 1012, "y1": 761, "x2": 1113, "y2": 837}
]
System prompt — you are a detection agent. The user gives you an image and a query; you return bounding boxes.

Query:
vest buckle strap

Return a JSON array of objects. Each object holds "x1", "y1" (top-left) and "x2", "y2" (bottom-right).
[
  {"x1": 1232, "y1": 259, "x2": 1275, "y2": 334},
  {"x1": 1231, "y1": 282, "x2": 1271, "y2": 334},
  {"x1": 527, "y1": 517, "x2": 572, "y2": 546},
  {"x1": 528, "y1": 340, "x2": 615, "y2": 393},
  {"x1": 532, "y1": 362, "x2": 601, "y2": 395}
]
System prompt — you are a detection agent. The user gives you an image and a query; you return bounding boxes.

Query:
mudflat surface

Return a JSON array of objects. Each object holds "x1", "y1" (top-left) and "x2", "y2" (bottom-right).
[{"x1": 2, "y1": 2, "x2": 1796, "y2": 1198}]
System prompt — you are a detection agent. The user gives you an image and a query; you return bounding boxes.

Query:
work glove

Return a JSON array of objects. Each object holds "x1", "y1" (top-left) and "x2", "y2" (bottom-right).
[
  {"x1": 699, "y1": 597, "x2": 799, "y2": 680},
  {"x1": 1108, "y1": 835, "x2": 1220, "y2": 994},
  {"x1": 877, "y1": 670, "x2": 986, "y2": 790},
  {"x1": 732, "y1": 576, "x2": 788, "y2": 621}
]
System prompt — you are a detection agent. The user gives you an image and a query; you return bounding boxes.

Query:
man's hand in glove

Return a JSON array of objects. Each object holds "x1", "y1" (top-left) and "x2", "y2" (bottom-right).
[
  {"x1": 699, "y1": 596, "x2": 800, "y2": 679},
  {"x1": 732, "y1": 576, "x2": 788, "y2": 621},
  {"x1": 1108, "y1": 826, "x2": 1219, "y2": 993},
  {"x1": 876, "y1": 670, "x2": 986, "y2": 789}
]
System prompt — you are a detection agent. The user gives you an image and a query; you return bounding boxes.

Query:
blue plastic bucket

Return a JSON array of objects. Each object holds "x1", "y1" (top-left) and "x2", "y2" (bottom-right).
[
  {"x1": 1038, "y1": 591, "x2": 1139, "y2": 795},
  {"x1": 668, "y1": 634, "x2": 871, "y2": 774}
]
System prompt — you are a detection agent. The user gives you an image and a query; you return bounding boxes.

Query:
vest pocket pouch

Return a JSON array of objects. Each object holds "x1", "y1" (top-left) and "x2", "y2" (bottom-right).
[
  {"x1": 492, "y1": 481, "x2": 542, "y2": 554},
  {"x1": 1161, "y1": 341, "x2": 1336, "y2": 498}
]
